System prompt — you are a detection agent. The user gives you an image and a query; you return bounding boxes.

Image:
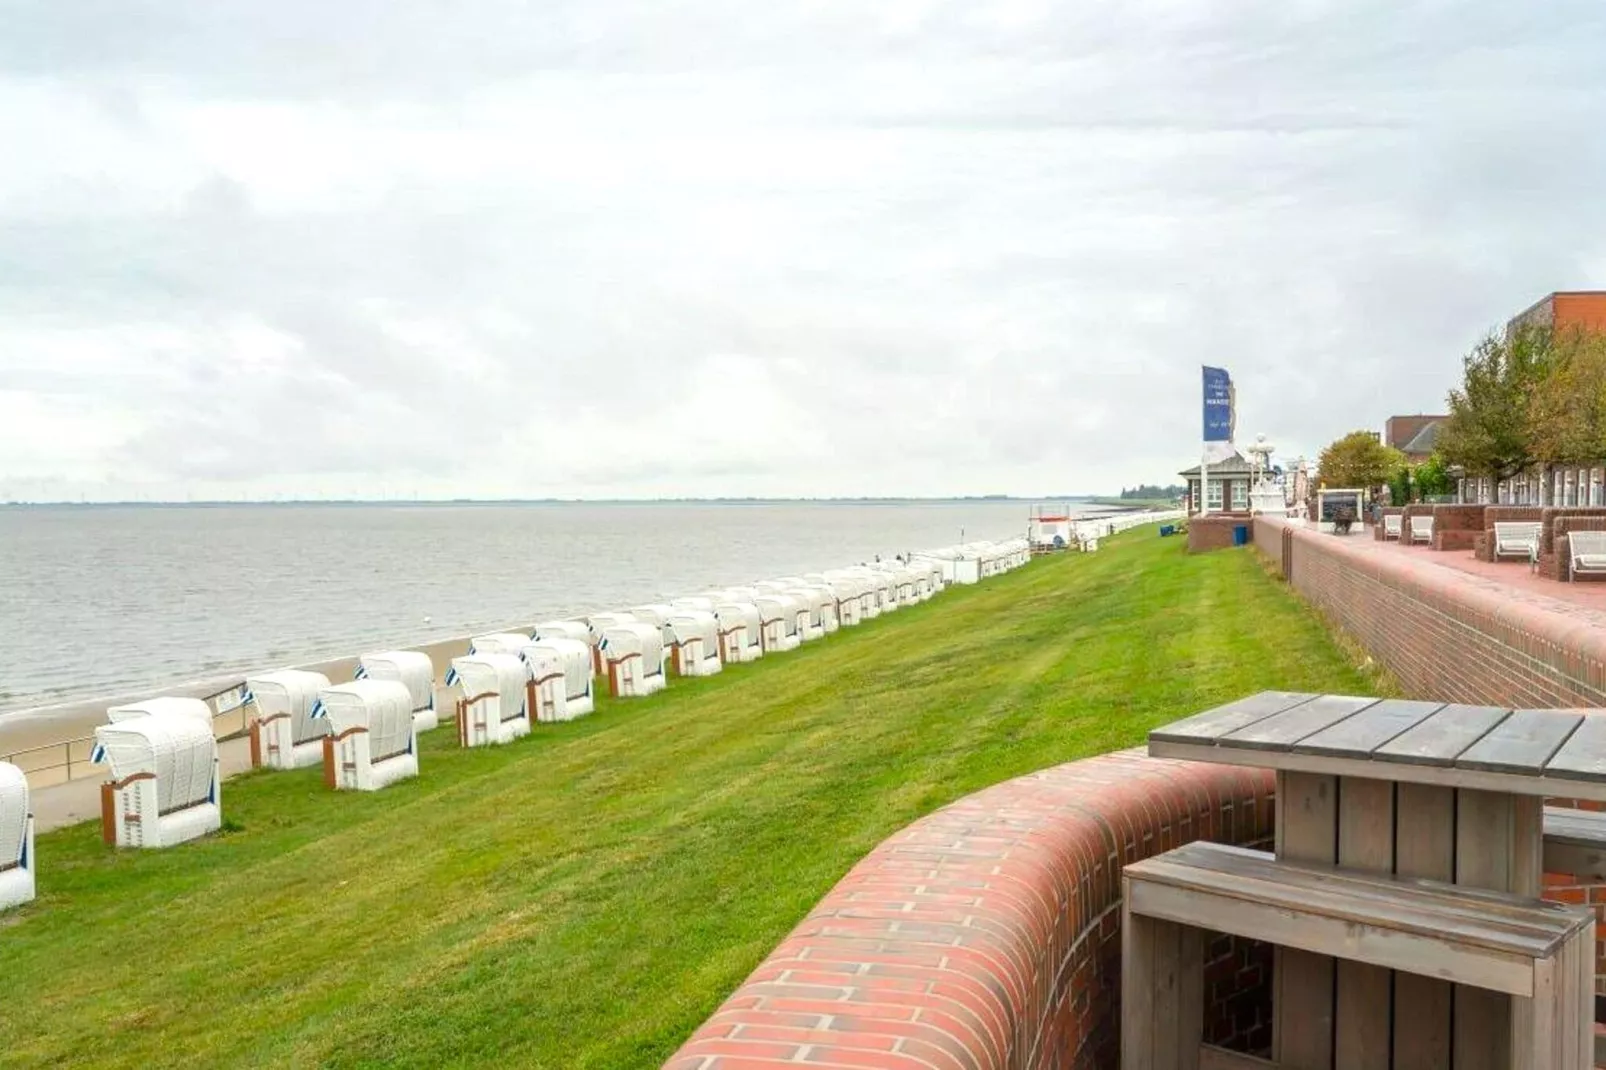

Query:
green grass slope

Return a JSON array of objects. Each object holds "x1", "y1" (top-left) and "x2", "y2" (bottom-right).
[{"x1": 0, "y1": 529, "x2": 1385, "y2": 1068}]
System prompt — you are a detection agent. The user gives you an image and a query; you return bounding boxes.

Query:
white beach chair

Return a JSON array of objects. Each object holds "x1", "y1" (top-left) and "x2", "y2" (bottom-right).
[
  {"x1": 93, "y1": 712, "x2": 221, "y2": 848},
  {"x1": 1382, "y1": 514, "x2": 1402, "y2": 540},
  {"x1": 0, "y1": 763, "x2": 35, "y2": 910},
  {"x1": 246, "y1": 670, "x2": 332, "y2": 770},
  {"x1": 315, "y1": 680, "x2": 418, "y2": 791},
  {"x1": 1409, "y1": 516, "x2": 1435, "y2": 544}
]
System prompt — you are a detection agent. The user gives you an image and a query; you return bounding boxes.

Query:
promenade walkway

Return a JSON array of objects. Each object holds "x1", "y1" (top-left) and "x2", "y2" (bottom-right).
[{"x1": 1303, "y1": 522, "x2": 1606, "y2": 625}]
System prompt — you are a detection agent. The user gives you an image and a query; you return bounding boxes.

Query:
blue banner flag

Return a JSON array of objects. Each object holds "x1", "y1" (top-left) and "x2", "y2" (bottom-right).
[{"x1": 1202, "y1": 366, "x2": 1234, "y2": 442}]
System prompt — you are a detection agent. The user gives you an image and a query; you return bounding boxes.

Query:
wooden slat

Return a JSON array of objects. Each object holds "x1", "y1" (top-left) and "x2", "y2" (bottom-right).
[
  {"x1": 1132, "y1": 847, "x2": 1580, "y2": 952},
  {"x1": 1123, "y1": 899, "x2": 1156, "y2": 1070},
  {"x1": 1294, "y1": 700, "x2": 1446, "y2": 758},
  {"x1": 1393, "y1": 784, "x2": 1454, "y2": 1070},
  {"x1": 1148, "y1": 739, "x2": 1606, "y2": 802},
  {"x1": 1542, "y1": 805, "x2": 1606, "y2": 882},
  {"x1": 1455, "y1": 789, "x2": 1517, "y2": 1070},
  {"x1": 1539, "y1": 711, "x2": 1606, "y2": 781},
  {"x1": 1178, "y1": 928, "x2": 1204, "y2": 1070},
  {"x1": 1374, "y1": 705, "x2": 1511, "y2": 766},
  {"x1": 1129, "y1": 880, "x2": 1539, "y2": 997},
  {"x1": 1149, "y1": 691, "x2": 1319, "y2": 745},
  {"x1": 1457, "y1": 709, "x2": 1584, "y2": 775},
  {"x1": 1275, "y1": 770, "x2": 1337, "y2": 1070},
  {"x1": 1223, "y1": 695, "x2": 1379, "y2": 751},
  {"x1": 1335, "y1": 777, "x2": 1394, "y2": 1070}
]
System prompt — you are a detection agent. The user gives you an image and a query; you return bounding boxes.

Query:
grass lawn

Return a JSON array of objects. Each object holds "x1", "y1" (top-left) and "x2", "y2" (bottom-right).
[{"x1": 0, "y1": 528, "x2": 1387, "y2": 1068}]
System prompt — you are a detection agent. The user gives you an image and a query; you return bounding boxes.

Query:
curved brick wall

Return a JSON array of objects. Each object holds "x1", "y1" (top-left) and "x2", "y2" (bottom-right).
[{"x1": 667, "y1": 749, "x2": 1275, "y2": 1069}]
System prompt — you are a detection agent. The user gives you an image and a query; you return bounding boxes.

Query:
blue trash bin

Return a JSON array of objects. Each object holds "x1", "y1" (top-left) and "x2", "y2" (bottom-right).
[{"x1": 1233, "y1": 525, "x2": 1249, "y2": 546}]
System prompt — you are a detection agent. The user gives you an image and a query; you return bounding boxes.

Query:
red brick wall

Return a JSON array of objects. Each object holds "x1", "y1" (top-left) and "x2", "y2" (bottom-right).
[
  {"x1": 666, "y1": 751, "x2": 1276, "y2": 1069},
  {"x1": 1188, "y1": 514, "x2": 1254, "y2": 554},
  {"x1": 1426, "y1": 505, "x2": 1486, "y2": 552}
]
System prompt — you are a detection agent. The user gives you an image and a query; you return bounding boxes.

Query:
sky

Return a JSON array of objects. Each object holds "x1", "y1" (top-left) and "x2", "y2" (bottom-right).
[{"x1": 4, "y1": 1, "x2": 1606, "y2": 502}]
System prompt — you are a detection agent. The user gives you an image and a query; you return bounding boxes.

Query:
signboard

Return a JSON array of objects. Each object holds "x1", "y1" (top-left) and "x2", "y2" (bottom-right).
[{"x1": 1202, "y1": 366, "x2": 1234, "y2": 442}]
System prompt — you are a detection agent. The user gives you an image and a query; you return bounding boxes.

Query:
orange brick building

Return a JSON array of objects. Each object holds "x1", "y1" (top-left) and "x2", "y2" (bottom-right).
[{"x1": 1506, "y1": 291, "x2": 1606, "y2": 336}]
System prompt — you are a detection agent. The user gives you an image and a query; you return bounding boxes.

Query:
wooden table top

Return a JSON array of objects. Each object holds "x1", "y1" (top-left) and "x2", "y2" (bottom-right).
[{"x1": 1149, "y1": 692, "x2": 1606, "y2": 801}]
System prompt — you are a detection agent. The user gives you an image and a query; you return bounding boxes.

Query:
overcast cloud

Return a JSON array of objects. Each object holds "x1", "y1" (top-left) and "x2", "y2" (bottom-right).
[{"x1": 4, "y1": 1, "x2": 1606, "y2": 500}]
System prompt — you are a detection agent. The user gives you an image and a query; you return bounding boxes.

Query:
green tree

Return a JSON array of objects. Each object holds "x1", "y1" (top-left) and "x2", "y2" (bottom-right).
[
  {"x1": 1438, "y1": 325, "x2": 1558, "y2": 483},
  {"x1": 1318, "y1": 431, "x2": 1405, "y2": 490},
  {"x1": 1527, "y1": 329, "x2": 1606, "y2": 465},
  {"x1": 1414, "y1": 453, "x2": 1456, "y2": 497}
]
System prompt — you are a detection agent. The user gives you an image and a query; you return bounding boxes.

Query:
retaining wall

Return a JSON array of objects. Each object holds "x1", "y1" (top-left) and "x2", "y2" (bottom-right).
[{"x1": 667, "y1": 750, "x2": 1275, "y2": 1069}]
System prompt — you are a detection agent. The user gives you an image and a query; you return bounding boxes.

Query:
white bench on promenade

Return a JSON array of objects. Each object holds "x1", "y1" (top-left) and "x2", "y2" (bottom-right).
[
  {"x1": 1494, "y1": 522, "x2": 1543, "y2": 568},
  {"x1": 1567, "y1": 531, "x2": 1606, "y2": 580},
  {"x1": 0, "y1": 763, "x2": 35, "y2": 910},
  {"x1": 1122, "y1": 841, "x2": 1594, "y2": 1070},
  {"x1": 1409, "y1": 515, "x2": 1434, "y2": 544},
  {"x1": 1383, "y1": 514, "x2": 1403, "y2": 539}
]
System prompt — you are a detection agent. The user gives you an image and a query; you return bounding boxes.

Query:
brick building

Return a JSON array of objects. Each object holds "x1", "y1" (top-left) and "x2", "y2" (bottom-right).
[
  {"x1": 1179, "y1": 452, "x2": 1253, "y2": 515},
  {"x1": 1384, "y1": 414, "x2": 1447, "y2": 462},
  {"x1": 1507, "y1": 291, "x2": 1606, "y2": 336}
]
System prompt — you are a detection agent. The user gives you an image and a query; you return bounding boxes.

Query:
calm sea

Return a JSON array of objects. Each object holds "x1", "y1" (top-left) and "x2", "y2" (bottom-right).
[{"x1": 0, "y1": 500, "x2": 1060, "y2": 720}]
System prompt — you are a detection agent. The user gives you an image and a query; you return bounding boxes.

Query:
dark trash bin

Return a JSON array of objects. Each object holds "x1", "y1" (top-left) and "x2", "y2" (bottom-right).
[{"x1": 1232, "y1": 525, "x2": 1249, "y2": 546}]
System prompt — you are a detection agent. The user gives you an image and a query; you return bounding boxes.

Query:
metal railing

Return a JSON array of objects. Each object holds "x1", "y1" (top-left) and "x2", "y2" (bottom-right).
[{"x1": 0, "y1": 681, "x2": 255, "y2": 789}]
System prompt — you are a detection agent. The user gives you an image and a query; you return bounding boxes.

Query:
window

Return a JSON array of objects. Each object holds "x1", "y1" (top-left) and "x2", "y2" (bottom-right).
[
  {"x1": 1230, "y1": 481, "x2": 1248, "y2": 510},
  {"x1": 1206, "y1": 480, "x2": 1223, "y2": 509}
]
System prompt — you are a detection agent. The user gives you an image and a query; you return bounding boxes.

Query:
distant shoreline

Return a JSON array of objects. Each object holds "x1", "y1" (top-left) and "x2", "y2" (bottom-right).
[{"x1": 0, "y1": 496, "x2": 1134, "y2": 509}]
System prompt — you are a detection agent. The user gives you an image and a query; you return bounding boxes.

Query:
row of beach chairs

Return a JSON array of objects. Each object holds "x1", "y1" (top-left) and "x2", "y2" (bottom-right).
[{"x1": 0, "y1": 541, "x2": 1036, "y2": 911}]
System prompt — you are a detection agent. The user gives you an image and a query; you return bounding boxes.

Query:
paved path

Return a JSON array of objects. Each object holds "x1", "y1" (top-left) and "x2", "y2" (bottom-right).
[{"x1": 1327, "y1": 526, "x2": 1606, "y2": 626}]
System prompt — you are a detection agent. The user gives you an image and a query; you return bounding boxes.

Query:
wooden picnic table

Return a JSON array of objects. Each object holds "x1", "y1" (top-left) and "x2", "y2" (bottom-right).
[{"x1": 1135, "y1": 692, "x2": 1606, "y2": 1070}]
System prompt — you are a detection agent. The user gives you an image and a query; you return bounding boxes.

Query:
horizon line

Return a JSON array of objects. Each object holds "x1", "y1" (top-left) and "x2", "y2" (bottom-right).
[{"x1": 0, "y1": 493, "x2": 1175, "y2": 508}]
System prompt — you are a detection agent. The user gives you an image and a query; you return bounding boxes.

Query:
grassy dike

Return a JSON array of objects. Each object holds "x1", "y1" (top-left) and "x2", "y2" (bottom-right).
[{"x1": 0, "y1": 528, "x2": 1387, "y2": 1068}]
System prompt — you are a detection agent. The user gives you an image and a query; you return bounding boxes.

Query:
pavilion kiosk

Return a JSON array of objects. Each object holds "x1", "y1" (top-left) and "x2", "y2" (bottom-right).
[
  {"x1": 665, "y1": 610, "x2": 722, "y2": 677},
  {"x1": 520, "y1": 638, "x2": 594, "y2": 719},
  {"x1": 1125, "y1": 692, "x2": 1599, "y2": 1070},
  {"x1": 357, "y1": 650, "x2": 438, "y2": 733},
  {"x1": 246, "y1": 669, "x2": 331, "y2": 770},
  {"x1": 600, "y1": 623, "x2": 667, "y2": 697},
  {"x1": 713, "y1": 600, "x2": 765, "y2": 663},
  {"x1": 316, "y1": 680, "x2": 418, "y2": 791},
  {"x1": 451, "y1": 653, "x2": 531, "y2": 747},
  {"x1": 0, "y1": 762, "x2": 36, "y2": 910},
  {"x1": 94, "y1": 709, "x2": 221, "y2": 848}
]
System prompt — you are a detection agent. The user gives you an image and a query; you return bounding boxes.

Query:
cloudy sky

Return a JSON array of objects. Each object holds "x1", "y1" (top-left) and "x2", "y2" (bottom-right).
[{"x1": 4, "y1": 1, "x2": 1606, "y2": 501}]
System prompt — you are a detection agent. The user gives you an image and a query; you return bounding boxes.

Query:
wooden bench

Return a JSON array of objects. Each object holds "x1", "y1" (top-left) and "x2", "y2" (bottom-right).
[
  {"x1": 1570, "y1": 532, "x2": 1606, "y2": 581},
  {"x1": 1411, "y1": 515, "x2": 1435, "y2": 544},
  {"x1": 1122, "y1": 840, "x2": 1594, "y2": 1070},
  {"x1": 1495, "y1": 522, "x2": 1544, "y2": 567}
]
